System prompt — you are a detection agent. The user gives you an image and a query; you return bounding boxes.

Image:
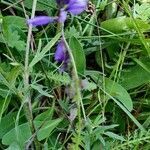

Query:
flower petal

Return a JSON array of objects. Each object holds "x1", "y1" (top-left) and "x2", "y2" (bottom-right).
[
  {"x1": 67, "y1": 0, "x2": 88, "y2": 15},
  {"x1": 55, "y1": 40, "x2": 68, "y2": 62},
  {"x1": 58, "y1": 9, "x2": 67, "y2": 23},
  {"x1": 27, "y1": 16, "x2": 57, "y2": 26}
]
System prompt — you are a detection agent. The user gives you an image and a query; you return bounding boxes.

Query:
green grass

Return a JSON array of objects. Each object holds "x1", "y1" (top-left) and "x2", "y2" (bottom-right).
[{"x1": 0, "y1": 0, "x2": 150, "y2": 149}]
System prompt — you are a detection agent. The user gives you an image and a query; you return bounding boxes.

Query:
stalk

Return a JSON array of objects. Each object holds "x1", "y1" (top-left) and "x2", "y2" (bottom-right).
[
  {"x1": 61, "y1": 24, "x2": 86, "y2": 149},
  {"x1": 24, "y1": 0, "x2": 40, "y2": 149}
]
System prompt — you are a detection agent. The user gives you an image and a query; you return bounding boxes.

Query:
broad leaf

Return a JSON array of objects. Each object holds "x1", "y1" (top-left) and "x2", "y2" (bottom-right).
[
  {"x1": 105, "y1": 79, "x2": 133, "y2": 111},
  {"x1": 2, "y1": 123, "x2": 31, "y2": 148},
  {"x1": 2, "y1": 16, "x2": 26, "y2": 51},
  {"x1": 69, "y1": 36, "x2": 86, "y2": 74},
  {"x1": 101, "y1": 17, "x2": 150, "y2": 33},
  {"x1": 85, "y1": 70, "x2": 133, "y2": 111},
  {"x1": 0, "y1": 112, "x2": 17, "y2": 139},
  {"x1": 34, "y1": 118, "x2": 62, "y2": 141},
  {"x1": 34, "y1": 107, "x2": 54, "y2": 121},
  {"x1": 120, "y1": 57, "x2": 150, "y2": 90}
]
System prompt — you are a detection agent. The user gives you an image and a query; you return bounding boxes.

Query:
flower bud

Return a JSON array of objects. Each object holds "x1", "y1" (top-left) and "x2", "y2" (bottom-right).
[
  {"x1": 54, "y1": 40, "x2": 69, "y2": 63},
  {"x1": 58, "y1": 9, "x2": 67, "y2": 23},
  {"x1": 27, "y1": 16, "x2": 57, "y2": 26},
  {"x1": 67, "y1": 0, "x2": 88, "y2": 15}
]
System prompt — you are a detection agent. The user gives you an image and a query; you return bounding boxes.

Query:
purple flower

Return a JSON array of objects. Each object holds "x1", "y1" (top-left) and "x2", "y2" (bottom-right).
[
  {"x1": 27, "y1": 0, "x2": 88, "y2": 26},
  {"x1": 57, "y1": 0, "x2": 88, "y2": 22},
  {"x1": 58, "y1": 9, "x2": 67, "y2": 23},
  {"x1": 67, "y1": 0, "x2": 88, "y2": 15},
  {"x1": 27, "y1": 16, "x2": 57, "y2": 26},
  {"x1": 54, "y1": 40, "x2": 69, "y2": 63},
  {"x1": 55, "y1": 39, "x2": 69, "y2": 72}
]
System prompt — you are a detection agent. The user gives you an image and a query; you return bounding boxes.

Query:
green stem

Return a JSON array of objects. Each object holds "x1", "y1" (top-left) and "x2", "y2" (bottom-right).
[
  {"x1": 24, "y1": 0, "x2": 40, "y2": 149},
  {"x1": 61, "y1": 25, "x2": 86, "y2": 149},
  {"x1": 1, "y1": 0, "x2": 23, "y2": 12}
]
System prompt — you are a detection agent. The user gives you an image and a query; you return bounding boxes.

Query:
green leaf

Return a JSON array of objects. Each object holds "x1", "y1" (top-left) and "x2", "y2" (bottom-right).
[
  {"x1": 31, "y1": 84, "x2": 53, "y2": 98},
  {"x1": 85, "y1": 70, "x2": 145, "y2": 131},
  {"x1": 120, "y1": 57, "x2": 150, "y2": 90},
  {"x1": 0, "y1": 112, "x2": 17, "y2": 139},
  {"x1": 5, "y1": 27, "x2": 26, "y2": 51},
  {"x1": 6, "y1": 66, "x2": 21, "y2": 86},
  {"x1": 2, "y1": 123, "x2": 31, "y2": 147},
  {"x1": 65, "y1": 26, "x2": 80, "y2": 39},
  {"x1": 2, "y1": 16, "x2": 26, "y2": 29},
  {"x1": 105, "y1": 79, "x2": 133, "y2": 111},
  {"x1": 101, "y1": 17, "x2": 150, "y2": 33},
  {"x1": 69, "y1": 36, "x2": 86, "y2": 74},
  {"x1": 85, "y1": 70, "x2": 133, "y2": 111},
  {"x1": 102, "y1": 88, "x2": 145, "y2": 131},
  {"x1": 0, "y1": 97, "x2": 11, "y2": 122},
  {"x1": 29, "y1": 32, "x2": 61, "y2": 68},
  {"x1": 34, "y1": 118, "x2": 62, "y2": 141},
  {"x1": 47, "y1": 71, "x2": 71, "y2": 85},
  {"x1": 2, "y1": 16, "x2": 26, "y2": 51},
  {"x1": 135, "y1": 3, "x2": 150, "y2": 21},
  {"x1": 133, "y1": 58, "x2": 150, "y2": 74},
  {"x1": 34, "y1": 106, "x2": 54, "y2": 121},
  {"x1": 24, "y1": 0, "x2": 56, "y2": 12},
  {"x1": 0, "y1": 66, "x2": 19, "y2": 95},
  {"x1": 104, "y1": 131, "x2": 125, "y2": 141},
  {"x1": 6, "y1": 142, "x2": 21, "y2": 150}
]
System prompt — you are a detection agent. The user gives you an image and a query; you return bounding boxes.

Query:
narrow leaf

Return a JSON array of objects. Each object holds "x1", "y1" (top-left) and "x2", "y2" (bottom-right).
[{"x1": 29, "y1": 32, "x2": 61, "y2": 68}]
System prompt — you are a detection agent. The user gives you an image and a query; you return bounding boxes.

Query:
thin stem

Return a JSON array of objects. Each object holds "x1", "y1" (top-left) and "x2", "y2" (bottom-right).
[
  {"x1": 1, "y1": 0, "x2": 23, "y2": 12},
  {"x1": 62, "y1": 27, "x2": 86, "y2": 120},
  {"x1": 24, "y1": 0, "x2": 40, "y2": 149},
  {"x1": 61, "y1": 24, "x2": 86, "y2": 149},
  {"x1": 94, "y1": 1, "x2": 106, "y2": 119}
]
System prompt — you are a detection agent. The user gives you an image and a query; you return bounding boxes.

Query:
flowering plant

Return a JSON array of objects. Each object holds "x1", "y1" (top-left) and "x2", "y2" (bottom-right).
[
  {"x1": 27, "y1": 0, "x2": 88, "y2": 70},
  {"x1": 27, "y1": 0, "x2": 87, "y2": 25},
  {"x1": 26, "y1": 1, "x2": 88, "y2": 148}
]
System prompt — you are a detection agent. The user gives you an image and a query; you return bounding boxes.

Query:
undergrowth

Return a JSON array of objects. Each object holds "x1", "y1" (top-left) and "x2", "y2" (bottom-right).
[{"x1": 0, "y1": 0, "x2": 150, "y2": 149}]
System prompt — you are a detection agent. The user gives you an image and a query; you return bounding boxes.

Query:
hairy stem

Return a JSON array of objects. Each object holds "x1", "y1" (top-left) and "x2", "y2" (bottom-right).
[
  {"x1": 24, "y1": 0, "x2": 40, "y2": 149},
  {"x1": 61, "y1": 24, "x2": 86, "y2": 149}
]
